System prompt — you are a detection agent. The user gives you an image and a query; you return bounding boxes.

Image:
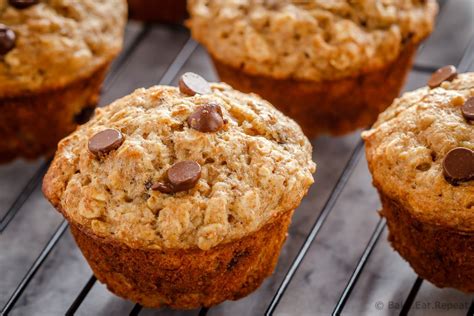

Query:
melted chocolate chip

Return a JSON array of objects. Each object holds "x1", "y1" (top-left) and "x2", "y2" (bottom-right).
[
  {"x1": 179, "y1": 72, "x2": 212, "y2": 96},
  {"x1": 187, "y1": 104, "x2": 225, "y2": 133},
  {"x1": 151, "y1": 182, "x2": 174, "y2": 194},
  {"x1": 8, "y1": 0, "x2": 39, "y2": 9},
  {"x1": 428, "y1": 65, "x2": 457, "y2": 89},
  {"x1": 152, "y1": 161, "x2": 201, "y2": 194},
  {"x1": 461, "y1": 97, "x2": 474, "y2": 121},
  {"x1": 442, "y1": 147, "x2": 474, "y2": 185},
  {"x1": 0, "y1": 24, "x2": 15, "y2": 56},
  {"x1": 88, "y1": 129, "x2": 124, "y2": 157}
]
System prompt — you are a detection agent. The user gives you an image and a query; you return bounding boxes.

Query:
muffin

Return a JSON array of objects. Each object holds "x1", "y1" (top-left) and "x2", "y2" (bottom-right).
[
  {"x1": 0, "y1": 0, "x2": 127, "y2": 163},
  {"x1": 128, "y1": 0, "x2": 187, "y2": 24},
  {"x1": 187, "y1": 0, "x2": 438, "y2": 137},
  {"x1": 362, "y1": 68, "x2": 474, "y2": 292},
  {"x1": 42, "y1": 73, "x2": 316, "y2": 308}
]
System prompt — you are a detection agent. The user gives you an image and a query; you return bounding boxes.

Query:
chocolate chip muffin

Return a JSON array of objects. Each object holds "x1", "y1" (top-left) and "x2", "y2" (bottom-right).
[
  {"x1": 128, "y1": 0, "x2": 187, "y2": 24},
  {"x1": 362, "y1": 68, "x2": 474, "y2": 292},
  {"x1": 188, "y1": 0, "x2": 438, "y2": 137},
  {"x1": 42, "y1": 73, "x2": 316, "y2": 308},
  {"x1": 0, "y1": 0, "x2": 127, "y2": 163}
]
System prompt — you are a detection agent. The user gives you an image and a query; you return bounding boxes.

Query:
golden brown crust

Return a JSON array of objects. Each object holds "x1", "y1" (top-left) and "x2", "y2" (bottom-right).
[
  {"x1": 0, "y1": 62, "x2": 110, "y2": 163},
  {"x1": 213, "y1": 41, "x2": 418, "y2": 137},
  {"x1": 380, "y1": 193, "x2": 474, "y2": 292},
  {"x1": 42, "y1": 83, "x2": 315, "y2": 250},
  {"x1": 70, "y1": 209, "x2": 293, "y2": 309},
  {"x1": 128, "y1": 0, "x2": 187, "y2": 23}
]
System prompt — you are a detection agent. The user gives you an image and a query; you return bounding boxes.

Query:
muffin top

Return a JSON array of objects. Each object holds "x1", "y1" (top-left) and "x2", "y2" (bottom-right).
[
  {"x1": 363, "y1": 71, "x2": 474, "y2": 232},
  {"x1": 0, "y1": 0, "x2": 127, "y2": 98},
  {"x1": 188, "y1": 0, "x2": 437, "y2": 82},
  {"x1": 43, "y1": 76, "x2": 315, "y2": 250}
]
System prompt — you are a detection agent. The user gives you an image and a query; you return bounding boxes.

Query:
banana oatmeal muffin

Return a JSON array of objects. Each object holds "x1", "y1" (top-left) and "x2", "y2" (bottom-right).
[
  {"x1": 363, "y1": 69, "x2": 474, "y2": 292},
  {"x1": 188, "y1": 0, "x2": 438, "y2": 137},
  {"x1": 43, "y1": 73, "x2": 316, "y2": 308},
  {"x1": 0, "y1": 0, "x2": 127, "y2": 162}
]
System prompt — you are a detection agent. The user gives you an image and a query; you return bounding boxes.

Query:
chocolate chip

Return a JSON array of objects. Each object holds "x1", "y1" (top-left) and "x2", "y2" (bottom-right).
[
  {"x1": 151, "y1": 182, "x2": 174, "y2": 194},
  {"x1": 188, "y1": 104, "x2": 225, "y2": 133},
  {"x1": 442, "y1": 147, "x2": 474, "y2": 185},
  {"x1": 179, "y1": 72, "x2": 212, "y2": 96},
  {"x1": 168, "y1": 161, "x2": 201, "y2": 191},
  {"x1": 88, "y1": 129, "x2": 124, "y2": 157},
  {"x1": 152, "y1": 161, "x2": 201, "y2": 194},
  {"x1": 0, "y1": 24, "x2": 15, "y2": 56},
  {"x1": 462, "y1": 97, "x2": 474, "y2": 121},
  {"x1": 8, "y1": 0, "x2": 39, "y2": 9},
  {"x1": 428, "y1": 65, "x2": 457, "y2": 89}
]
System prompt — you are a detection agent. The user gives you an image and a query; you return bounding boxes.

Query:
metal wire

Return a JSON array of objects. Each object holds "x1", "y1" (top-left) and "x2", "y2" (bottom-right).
[
  {"x1": 412, "y1": 64, "x2": 441, "y2": 74},
  {"x1": 399, "y1": 277, "x2": 424, "y2": 316},
  {"x1": 157, "y1": 37, "x2": 198, "y2": 85},
  {"x1": 65, "y1": 275, "x2": 97, "y2": 316},
  {"x1": 103, "y1": 25, "x2": 153, "y2": 92},
  {"x1": 0, "y1": 160, "x2": 50, "y2": 233},
  {"x1": 467, "y1": 301, "x2": 474, "y2": 316},
  {"x1": 129, "y1": 304, "x2": 143, "y2": 316},
  {"x1": 1, "y1": 220, "x2": 69, "y2": 315},
  {"x1": 331, "y1": 218, "x2": 387, "y2": 315},
  {"x1": 265, "y1": 140, "x2": 365, "y2": 315}
]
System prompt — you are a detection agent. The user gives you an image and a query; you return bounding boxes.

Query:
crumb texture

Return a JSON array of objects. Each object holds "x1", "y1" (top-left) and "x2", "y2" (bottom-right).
[
  {"x1": 187, "y1": 0, "x2": 437, "y2": 81},
  {"x1": 363, "y1": 73, "x2": 474, "y2": 232},
  {"x1": 0, "y1": 0, "x2": 127, "y2": 97},
  {"x1": 43, "y1": 83, "x2": 315, "y2": 250}
]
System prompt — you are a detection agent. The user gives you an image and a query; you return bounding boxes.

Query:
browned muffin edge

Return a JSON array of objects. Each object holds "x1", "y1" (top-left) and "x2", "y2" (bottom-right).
[
  {"x1": 70, "y1": 209, "x2": 294, "y2": 308},
  {"x1": 379, "y1": 192, "x2": 474, "y2": 292}
]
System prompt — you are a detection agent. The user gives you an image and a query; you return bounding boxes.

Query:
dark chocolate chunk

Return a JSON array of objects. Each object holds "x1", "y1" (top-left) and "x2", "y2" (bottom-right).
[
  {"x1": 187, "y1": 104, "x2": 225, "y2": 133},
  {"x1": 152, "y1": 161, "x2": 201, "y2": 193},
  {"x1": 151, "y1": 182, "x2": 174, "y2": 194},
  {"x1": 179, "y1": 72, "x2": 212, "y2": 96},
  {"x1": 442, "y1": 147, "x2": 474, "y2": 185},
  {"x1": 9, "y1": 0, "x2": 39, "y2": 9},
  {"x1": 428, "y1": 65, "x2": 457, "y2": 89},
  {"x1": 0, "y1": 24, "x2": 15, "y2": 55},
  {"x1": 167, "y1": 161, "x2": 201, "y2": 191},
  {"x1": 88, "y1": 129, "x2": 124, "y2": 157},
  {"x1": 461, "y1": 97, "x2": 474, "y2": 121}
]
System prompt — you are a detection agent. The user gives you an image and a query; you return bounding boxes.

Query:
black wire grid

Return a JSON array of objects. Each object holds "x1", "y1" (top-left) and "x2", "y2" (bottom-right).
[{"x1": 1, "y1": 1, "x2": 474, "y2": 315}]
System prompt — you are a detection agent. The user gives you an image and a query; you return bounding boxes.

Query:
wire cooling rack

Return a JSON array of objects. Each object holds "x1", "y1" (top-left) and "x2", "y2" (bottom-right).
[{"x1": 1, "y1": 1, "x2": 473, "y2": 315}]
